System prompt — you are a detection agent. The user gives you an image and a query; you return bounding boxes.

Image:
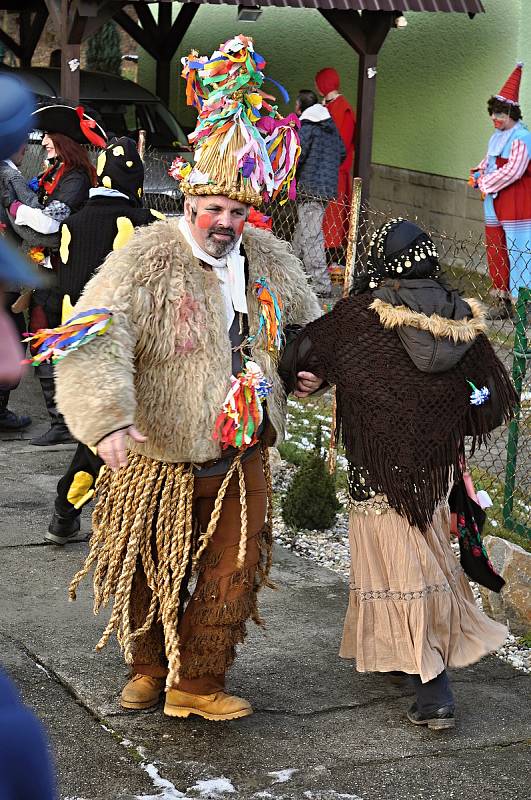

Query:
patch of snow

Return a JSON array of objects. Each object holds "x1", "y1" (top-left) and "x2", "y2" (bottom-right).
[
  {"x1": 188, "y1": 777, "x2": 236, "y2": 795},
  {"x1": 35, "y1": 662, "x2": 51, "y2": 677},
  {"x1": 268, "y1": 768, "x2": 298, "y2": 784},
  {"x1": 139, "y1": 761, "x2": 184, "y2": 798},
  {"x1": 303, "y1": 793, "x2": 364, "y2": 800},
  {"x1": 121, "y1": 738, "x2": 133, "y2": 747}
]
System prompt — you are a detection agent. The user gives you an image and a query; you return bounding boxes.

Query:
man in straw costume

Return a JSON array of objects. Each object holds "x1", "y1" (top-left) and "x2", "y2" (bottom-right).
[{"x1": 39, "y1": 35, "x2": 322, "y2": 721}]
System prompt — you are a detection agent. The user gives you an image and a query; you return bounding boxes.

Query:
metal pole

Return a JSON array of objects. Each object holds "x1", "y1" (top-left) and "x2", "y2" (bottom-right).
[
  {"x1": 327, "y1": 178, "x2": 363, "y2": 474},
  {"x1": 503, "y1": 286, "x2": 530, "y2": 537}
]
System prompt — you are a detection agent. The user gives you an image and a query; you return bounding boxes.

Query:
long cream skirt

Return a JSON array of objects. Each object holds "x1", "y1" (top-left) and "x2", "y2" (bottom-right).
[{"x1": 340, "y1": 502, "x2": 508, "y2": 683}]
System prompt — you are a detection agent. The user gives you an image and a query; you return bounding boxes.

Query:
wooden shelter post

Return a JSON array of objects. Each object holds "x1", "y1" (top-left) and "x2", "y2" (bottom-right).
[{"x1": 319, "y1": 9, "x2": 393, "y2": 203}]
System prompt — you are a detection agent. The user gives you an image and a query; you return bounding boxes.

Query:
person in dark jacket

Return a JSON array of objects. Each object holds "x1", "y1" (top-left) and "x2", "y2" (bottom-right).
[
  {"x1": 0, "y1": 141, "x2": 44, "y2": 432},
  {"x1": 292, "y1": 89, "x2": 345, "y2": 297},
  {"x1": 280, "y1": 219, "x2": 515, "y2": 731},
  {"x1": 45, "y1": 136, "x2": 165, "y2": 545},
  {"x1": 9, "y1": 103, "x2": 107, "y2": 446}
]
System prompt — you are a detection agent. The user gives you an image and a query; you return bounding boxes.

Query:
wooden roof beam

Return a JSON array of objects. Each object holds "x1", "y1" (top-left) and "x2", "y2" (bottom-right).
[{"x1": 114, "y1": 2, "x2": 199, "y2": 104}]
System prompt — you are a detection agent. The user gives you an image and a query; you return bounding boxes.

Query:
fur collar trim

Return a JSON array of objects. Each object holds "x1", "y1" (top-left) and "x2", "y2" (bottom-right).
[{"x1": 369, "y1": 297, "x2": 487, "y2": 344}]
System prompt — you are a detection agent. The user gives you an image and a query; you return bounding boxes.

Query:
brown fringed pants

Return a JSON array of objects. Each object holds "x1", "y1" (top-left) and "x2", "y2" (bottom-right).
[{"x1": 129, "y1": 448, "x2": 267, "y2": 694}]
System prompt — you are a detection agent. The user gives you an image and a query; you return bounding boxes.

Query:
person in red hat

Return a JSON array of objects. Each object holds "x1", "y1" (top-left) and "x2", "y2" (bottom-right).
[
  {"x1": 471, "y1": 64, "x2": 531, "y2": 319},
  {"x1": 315, "y1": 67, "x2": 356, "y2": 267},
  {"x1": 9, "y1": 104, "x2": 107, "y2": 444}
]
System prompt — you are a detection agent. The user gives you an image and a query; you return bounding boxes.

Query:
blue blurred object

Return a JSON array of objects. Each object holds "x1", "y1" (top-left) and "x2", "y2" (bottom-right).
[
  {"x1": 0, "y1": 74, "x2": 42, "y2": 288},
  {"x1": 27, "y1": 176, "x2": 40, "y2": 192},
  {"x1": 0, "y1": 238, "x2": 43, "y2": 287},
  {"x1": 0, "y1": 74, "x2": 34, "y2": 160},
  {"x1": 0, "y1": 669, "x2": 57, "y2": 799}
]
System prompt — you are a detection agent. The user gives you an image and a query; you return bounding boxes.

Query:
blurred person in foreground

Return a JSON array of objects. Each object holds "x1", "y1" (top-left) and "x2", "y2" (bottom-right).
[
  {"x1": 0, "y1": 72, "x2": 57, "y2": 800},
  {"x1": 280, "y1": 218, "x2": 515, "y2": 731}
]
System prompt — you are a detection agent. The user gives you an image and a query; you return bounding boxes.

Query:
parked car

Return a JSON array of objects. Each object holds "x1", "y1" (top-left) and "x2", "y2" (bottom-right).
[{"x1": 0, "y1": 65, "x2": 192, "y2": 213}]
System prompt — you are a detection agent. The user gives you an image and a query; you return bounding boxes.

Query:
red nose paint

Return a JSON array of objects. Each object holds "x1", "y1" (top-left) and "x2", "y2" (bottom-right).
[{"x1": 493, "y1": 120, "x2": 505, "y2": 129}]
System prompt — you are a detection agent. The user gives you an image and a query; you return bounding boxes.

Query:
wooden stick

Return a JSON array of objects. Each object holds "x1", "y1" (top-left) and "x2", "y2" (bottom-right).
[
  {"x1": 327, "y1": 177, "x2": 363, "y2": 474},
  {"x1": 137, "y1": 129, "x2": 146, "y2": 161}
]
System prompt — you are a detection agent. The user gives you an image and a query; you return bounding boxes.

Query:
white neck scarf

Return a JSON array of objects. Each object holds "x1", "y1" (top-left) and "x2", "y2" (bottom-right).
[{"x1": 178, "y1": 216, "x2": 247, "y2": 329}]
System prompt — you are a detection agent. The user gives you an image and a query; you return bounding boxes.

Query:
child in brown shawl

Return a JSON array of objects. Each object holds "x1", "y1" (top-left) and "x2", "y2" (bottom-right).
[{"x1": 280, "y1": 219, "x2": 516, "y2": 731}]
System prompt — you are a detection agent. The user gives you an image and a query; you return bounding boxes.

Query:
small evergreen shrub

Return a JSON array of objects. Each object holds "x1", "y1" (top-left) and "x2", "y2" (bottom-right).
[{"x1": 282, "y1": 424, "x2": 341, "y2": 531}]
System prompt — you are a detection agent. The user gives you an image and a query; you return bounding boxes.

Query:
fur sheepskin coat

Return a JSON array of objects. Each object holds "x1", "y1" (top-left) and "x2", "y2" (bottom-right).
[{"x1": 55, "y1": 218, "x2": 321, "y2": 464}]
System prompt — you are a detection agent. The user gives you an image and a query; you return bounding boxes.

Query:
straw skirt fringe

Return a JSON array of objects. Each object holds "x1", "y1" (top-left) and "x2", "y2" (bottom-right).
[{"x1": 340, "y1": 502, "x2": 507, "y2": 683}]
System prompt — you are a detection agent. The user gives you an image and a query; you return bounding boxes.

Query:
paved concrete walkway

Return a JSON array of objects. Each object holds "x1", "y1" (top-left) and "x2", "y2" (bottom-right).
[{"x1": 0, "y1": 373, "x2": 529, "y2": 800}]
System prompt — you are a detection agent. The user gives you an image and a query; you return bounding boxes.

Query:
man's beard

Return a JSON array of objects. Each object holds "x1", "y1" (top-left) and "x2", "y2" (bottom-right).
[{"x1": 204, "y1": 227, "x2": 236, "y2": 258}]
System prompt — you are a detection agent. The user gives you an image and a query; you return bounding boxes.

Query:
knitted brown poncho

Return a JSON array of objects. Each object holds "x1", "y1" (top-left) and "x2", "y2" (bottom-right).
[{"x1": 293, "y1": 292, "x2": 516, "y2": 531}]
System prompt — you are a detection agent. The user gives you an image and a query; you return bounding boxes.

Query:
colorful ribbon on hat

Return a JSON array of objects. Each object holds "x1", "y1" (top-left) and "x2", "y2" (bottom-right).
[
  {"x1": 23, "y1": 308, "x2": 112, "y2": 365},
  {"x1": 176, "y1": 35, "x2": 301, "y2": 204},
  {"x1": 213, "y1": 360, "x2": 272, "y2": 450},
  {"x1": 75, "y1": 106, "x2": 107, "y2": 148}
]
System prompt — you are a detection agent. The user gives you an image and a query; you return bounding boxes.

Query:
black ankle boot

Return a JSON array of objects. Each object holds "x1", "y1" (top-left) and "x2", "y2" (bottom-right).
[
  {"x1": 407, "y1": 702, "x2": 455, "y2": 730},
  {"x1": 31, "y1": 365, "x2": 74, "y2": 446},
  {"x1": 44, "y1": 512, "x2": 81, "y2": 545},
  {"x1": 0, "y1": 409, "x2": 32, "y2": 431},
  {"x1": 31, "y1": 423, "x2": 74, "y2": 446},
  {"x1": 0, "y1": 391, "x2": 32, "y2": 431}
]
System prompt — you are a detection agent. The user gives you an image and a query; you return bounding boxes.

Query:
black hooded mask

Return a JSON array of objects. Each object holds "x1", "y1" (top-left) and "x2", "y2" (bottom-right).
[{"x1": 95, "y1": 136, "x2": 144, "y2": 206}]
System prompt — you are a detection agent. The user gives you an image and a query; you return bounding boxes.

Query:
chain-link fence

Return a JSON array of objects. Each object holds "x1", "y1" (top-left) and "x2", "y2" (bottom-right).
[
  {"x1": 19, "y1": 144, "x2": 530, "y2": 541},
  {"x1": 267, "y1": 187, "x2": 530, "y2": 543}
]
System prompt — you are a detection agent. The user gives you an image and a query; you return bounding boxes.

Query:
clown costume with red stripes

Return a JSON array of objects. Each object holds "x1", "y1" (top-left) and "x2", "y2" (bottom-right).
[{"x1": 473, "y1": 64, "x2": 531, "y2": 301}]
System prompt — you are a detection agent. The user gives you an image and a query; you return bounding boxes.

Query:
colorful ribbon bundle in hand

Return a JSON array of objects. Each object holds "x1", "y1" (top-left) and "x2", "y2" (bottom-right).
[
  {"x1": 23, "y1": 308, "x2": 112, "y2": 366},
  {"x1": 214, "y1": 360, "x2": 272, "y2": 450}
]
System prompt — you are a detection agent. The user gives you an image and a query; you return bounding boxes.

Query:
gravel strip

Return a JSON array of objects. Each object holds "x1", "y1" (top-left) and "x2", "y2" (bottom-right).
[{"x1": 271, "y1": 459, "x2": 530, "y2": 674}]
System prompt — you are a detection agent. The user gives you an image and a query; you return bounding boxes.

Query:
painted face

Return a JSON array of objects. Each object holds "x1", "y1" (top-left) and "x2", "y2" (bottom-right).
[
  {"x1": 185, "y1": 195, "x2": 248, "y2": 258},
  {"x1": 491, "y1": 112, "x2": 512, "y2": 131},
  {"x1": 42, "y1": 133, "x2": 56, "y2": 159}
]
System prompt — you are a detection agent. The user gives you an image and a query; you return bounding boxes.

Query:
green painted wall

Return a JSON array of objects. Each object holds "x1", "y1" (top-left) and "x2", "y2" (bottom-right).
[{"x1": 138, "y1": 0, "x2": 529, "y2": 180}]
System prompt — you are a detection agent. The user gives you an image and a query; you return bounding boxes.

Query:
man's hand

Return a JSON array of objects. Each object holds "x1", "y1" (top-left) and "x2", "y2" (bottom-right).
[
  {"x1": 97, "y1": 425, "x2": 147, "y2": 471},
  {"x1": 294, "y1": 371, "x2": 324, "y2": 398}
]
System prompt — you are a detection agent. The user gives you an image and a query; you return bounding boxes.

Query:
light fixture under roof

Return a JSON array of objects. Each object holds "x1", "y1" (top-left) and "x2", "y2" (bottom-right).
[{"x1": 237, "y1": 5, "x2": 262, "y2": 22}]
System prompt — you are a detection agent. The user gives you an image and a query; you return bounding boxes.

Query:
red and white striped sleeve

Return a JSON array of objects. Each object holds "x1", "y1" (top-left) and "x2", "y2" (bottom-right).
[
  {"x1": 478, "y1": 139, "x2": 530, "y2": 195},
  {"x1": 473, "y1": 156, "x2": 489, "y2": 173}
]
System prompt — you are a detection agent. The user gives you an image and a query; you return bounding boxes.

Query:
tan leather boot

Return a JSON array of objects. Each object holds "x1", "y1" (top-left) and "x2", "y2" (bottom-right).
[
  {"x1": 164, "y1": 689, "x2": 253, "y2": 721},
  {"x1": 120, "y1": 674, "x2": 165, "y2": 710}
]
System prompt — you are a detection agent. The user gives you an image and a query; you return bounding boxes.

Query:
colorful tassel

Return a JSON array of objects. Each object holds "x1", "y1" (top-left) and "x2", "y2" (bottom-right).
[
  {"x1": 214, "y1": 360, "x2": 272, "y2": 450},
  {"x1": 248, "y1": 278, "x2": 283, "y2": 353},
  {"x1": 23, "y1": 308, "x2": 112, "y2": 366}
]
